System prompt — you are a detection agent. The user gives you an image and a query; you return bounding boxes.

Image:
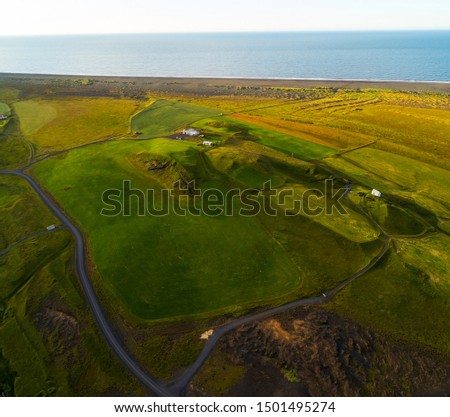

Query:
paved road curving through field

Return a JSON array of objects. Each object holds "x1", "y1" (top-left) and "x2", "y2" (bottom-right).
[
  {"x1": 168, "y1": 221, "x2": 390, "y2": 395},
  {"x1": 0, "y1": 226, "x2": 65, "y2": 257},
  {"x1": 0, "y1": 169, "x2": 172, "y2": 397},
  {"x1": 0, "y1": 168, "x2": 390, "y2": 397}
]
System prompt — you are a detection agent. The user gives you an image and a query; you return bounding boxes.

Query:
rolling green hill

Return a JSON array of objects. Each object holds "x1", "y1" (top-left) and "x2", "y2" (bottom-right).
[{"x1": 131, "y1": 99, "x2": 219, "y2": 138}]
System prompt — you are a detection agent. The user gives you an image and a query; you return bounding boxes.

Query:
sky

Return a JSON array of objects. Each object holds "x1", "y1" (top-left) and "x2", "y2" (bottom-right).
[{"x1": 1, "y1": 0, "x2": 449, "y2": 36}]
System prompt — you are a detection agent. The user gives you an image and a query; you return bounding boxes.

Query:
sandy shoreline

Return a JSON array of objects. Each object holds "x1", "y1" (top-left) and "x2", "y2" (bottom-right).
[{"x1": 1, "y1": 72, "x2": 450, "y2": 93}]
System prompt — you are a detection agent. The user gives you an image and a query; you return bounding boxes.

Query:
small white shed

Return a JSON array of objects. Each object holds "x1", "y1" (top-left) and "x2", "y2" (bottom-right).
[
  {"x1": 371, "y1": 189, "x2": 382, "y2": 198},
  {"x1": 202, "y1": 141, "x2": 213, "y2": 146}
]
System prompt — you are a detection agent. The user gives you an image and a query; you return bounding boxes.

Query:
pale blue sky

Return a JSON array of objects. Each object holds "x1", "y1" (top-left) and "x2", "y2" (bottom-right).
[{"x1": 2, "y1": 0, "x2": 449, "y2": 36}]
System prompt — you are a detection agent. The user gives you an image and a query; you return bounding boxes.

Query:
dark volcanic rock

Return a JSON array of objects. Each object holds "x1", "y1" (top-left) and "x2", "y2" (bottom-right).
[{"x1": 218, "y1": 308, "x2": 450, "y2": 396}]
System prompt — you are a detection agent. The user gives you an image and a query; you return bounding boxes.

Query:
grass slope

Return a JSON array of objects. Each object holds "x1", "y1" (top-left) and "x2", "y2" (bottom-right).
[
  {"x1": 194, "y1": 117, "x2": 335, "y2": 160},
  {"x1": 0, "y1": 103, "x2": 10, "y2": 115},
  {"x1": 31, "y1": 139, "x2": 306, "y2": 320},
  {"x1": 329, "y1": 246, "x2": 450, "y2": 353},
  {"x1": 323, "y1": 148, "x2": 450, "y2": 226},
  {"x1": 0, "y1": 118, "x2": 30, "y2": 169},
  {"x1": 0, "y1": 175, "x2": 144, "y2": 396},
  {"x1": 131, "y1": 99, "x2": 219, "y2": 138}
]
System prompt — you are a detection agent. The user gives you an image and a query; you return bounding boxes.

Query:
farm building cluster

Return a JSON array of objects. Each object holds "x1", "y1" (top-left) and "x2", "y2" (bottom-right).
[{"x1": 171, "y1": 127, "x2": 216, "y2": 147}]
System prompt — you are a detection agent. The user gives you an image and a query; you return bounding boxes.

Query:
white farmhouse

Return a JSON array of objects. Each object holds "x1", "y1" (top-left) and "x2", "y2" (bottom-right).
[
  {"x1": 371, "y1": 189, "x2": 382, "y2": 198},
  {"x1": 182, "y1": 128, "x2": 200, "y2": 137},
  {"x1": 202, "y1": 141, "x2": 213, "y2": 146}
]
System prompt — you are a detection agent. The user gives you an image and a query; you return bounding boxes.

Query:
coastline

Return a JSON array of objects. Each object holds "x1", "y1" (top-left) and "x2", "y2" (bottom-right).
[{"x1": 1, "y1": 72, "x2": 450, "y2": 93}]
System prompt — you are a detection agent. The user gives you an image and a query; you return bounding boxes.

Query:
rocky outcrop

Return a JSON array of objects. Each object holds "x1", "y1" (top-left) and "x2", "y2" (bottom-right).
[
  {"x1": 219, "y1": 308, "x2": 450, "y2": 396},
  {"x1": 35, "y1": 307, "x2": 80, "y2": 357}
]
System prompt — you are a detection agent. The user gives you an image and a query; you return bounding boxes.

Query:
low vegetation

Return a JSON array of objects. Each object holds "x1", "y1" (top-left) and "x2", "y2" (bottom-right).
[
  {"x1": 0, "y1": 175, "x2": 144, "y2": 396},
  {"x1": 131, "y1": 99, "x2": 219, "y2": 138},
  {"x1": 328, "y1": 246, "x2": 450, "y2": 353},
  {"x1": 194, "y1": 116, "x2": 336, "y2": 160},
  {"x1": 1, "y1": 78, "x2": 449, "y2": 395},
  {"x1": 192, "y1": 349, "x2": 247, "y2": 395},
  {"x1": 0, "y1": 118, "x2": 30, "y2": 169},
  {"x1": 14, "y1": 97, "x2": 141, "y2": 154},
  {"x1": 31, "y1": 140, "x2": 305, "y2": 320}
]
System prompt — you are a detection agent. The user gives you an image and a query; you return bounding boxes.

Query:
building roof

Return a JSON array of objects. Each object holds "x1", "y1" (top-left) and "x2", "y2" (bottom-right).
[
  {"x1": 183, "y1": 127, "x2": 200, "y2": 136},
  {"x1": 371, "y1": 189, "x2": 382, "y2": 197}
]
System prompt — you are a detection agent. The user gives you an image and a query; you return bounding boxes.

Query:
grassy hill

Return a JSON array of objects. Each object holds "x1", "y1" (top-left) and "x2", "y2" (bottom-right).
[
  {"x1": 31, "y1": 136, "x2": 378, "y2": 321},
  {"x1": 31, "y1": 139, "x2": 303, "y2": 320},
  {"x1": 0, "y1": 103, "x2": 10, "y2": 116},
  {"x1": 131, "y1": 99, "x2": 219, "y2": 138},
  {"x1": 193, "y1": 117, "x2": 336, "y2": 160}
]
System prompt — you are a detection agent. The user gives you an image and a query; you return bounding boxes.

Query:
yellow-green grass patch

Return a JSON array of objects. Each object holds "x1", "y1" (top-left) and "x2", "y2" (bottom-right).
[
  {"x1": 194, "y1": 117, "x2": 335, "y2": 160},
  {"x1": 0, "y1": 87, "x2": 20, "y2": 102},
  {"x1": 243, "y1": 92, "x2": 450, "y2": 168},
  {"x1": 206, "y1": 146, "x2": 286, "y2": 188},
  {"x1": 14, "y1": 97, "x2": 141, "y2": 153},
  {"x1": 396, "y1": 234, "x2": 450, "y2": 296},
  {"x1": 14, "y1": 100, "x2": 57, "y2": 136},
  {"x1": 275, "y1": 184, "x2": 380, "y2": 243},
  {"x1": 229, "y1": 113, "x2": 371, "y2": 150},
  {"x1": 0, "y1": 175, "x2": 60, "y2": 247},
  {"x1": 329, "y1": 249, "x2": 450, "y2": 353},
  {"x1": 341, "y1": 148, "x2": 450, "y2": 206}
]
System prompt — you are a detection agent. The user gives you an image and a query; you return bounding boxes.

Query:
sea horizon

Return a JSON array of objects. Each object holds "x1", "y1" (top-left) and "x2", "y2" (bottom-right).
[{"x1": 1, "y1": 31, "x2": 449, "y2": 81}]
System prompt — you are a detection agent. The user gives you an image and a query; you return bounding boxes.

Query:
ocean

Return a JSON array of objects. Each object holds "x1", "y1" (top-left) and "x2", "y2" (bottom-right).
[{"x1": 1, "y1": 31, "x2": 449, "y2": 81}]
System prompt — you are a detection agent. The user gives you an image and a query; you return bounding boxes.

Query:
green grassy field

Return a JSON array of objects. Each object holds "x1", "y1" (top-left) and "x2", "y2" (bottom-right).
[
  {"x1": 131, "y1": 99, "x2": 219, "y2": 138},
  {"x1": 14, "y1": 97, "x2": 141, "y2": 154},
  {"x1": 30, "y1": 89, "x2": 450, "y2": 332},
  {"x1": 0, "y1": 175, "x2": 58, "y2": 248},
  {"x1": 2, "y1": 83, "x2": 450, "y2": 394},
  {"x1": 0, "y1": 175, "x2": 145, "y2": 396},
  {"x1": 328, "y1": 244, "x2": 450, "y2": 353},
  {"x1": 323, "y1": 148, "x2": 450, "y2": 231},
  {"x1": 31, "y1": 139, "x2": 303, "y2": 320},
  {"x1": 0, "y1": 118, "x2": 31, "y2": 169},
  {"x1": 31, "y1": 134, "x2": 379, "y2": 321},
  {"x1": 0, "y1": 103, "x2": 10, "y2": 115},
  {"x1": 193, "y1": 116, "x2": 336, "y2": 160},
  {"x1": 0, "y1": 93, "x2": 31, "y2": 167},
  {"x1": 231, "y1": 113, "x2": 372, "y2": 150},
  {"x1": 188, "y1": 88, "x2": 450, "y2": 167},
  {"x1": 243, "y1": 91, "x2": 450, "y2": 169}
]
